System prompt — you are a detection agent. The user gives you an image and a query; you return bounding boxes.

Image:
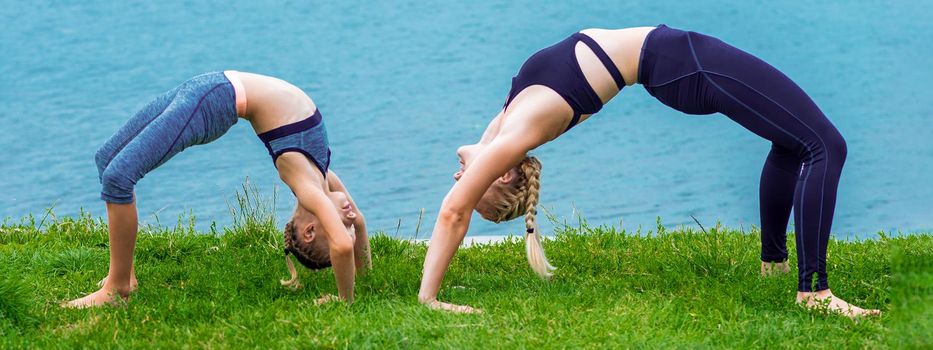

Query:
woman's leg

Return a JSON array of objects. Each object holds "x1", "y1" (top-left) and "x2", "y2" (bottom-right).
[
  {"x1": 759, "y1": 144, "x2": 798, "y2": 274},
  {"x1": 685, "y1": 32, "x2": 877, "y2": 316}
]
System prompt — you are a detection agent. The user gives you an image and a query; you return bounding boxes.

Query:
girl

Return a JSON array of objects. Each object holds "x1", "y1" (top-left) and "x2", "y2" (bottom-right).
[
  {"x1": 281, "y1": 170, "x2": 372, "y2": 305},
  {"x1": 418, "y1": 25, "x2": 880, "y2": 317},
  {"x1": 65, "y1": 71, "x2": 364, "y2": 308}
]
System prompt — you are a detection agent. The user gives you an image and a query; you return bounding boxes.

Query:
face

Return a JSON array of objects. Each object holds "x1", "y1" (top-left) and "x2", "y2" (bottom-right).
[
  {"x1": 453, "y1": 144, "x2": 481, "y2": 181},
  {"x1": 292, "y1": 192, "x2": 357, "y2": 245},
  {"x1": 455, "y1": 143, "x2": 518, "y2": 221},
  {"x1": 327, "y1": 191, "x2": 357, "y2": 226}
]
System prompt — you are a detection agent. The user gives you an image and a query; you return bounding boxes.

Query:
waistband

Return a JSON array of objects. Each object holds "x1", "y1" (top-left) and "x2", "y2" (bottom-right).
[
  {"x1": 223, "y1": 70, "x2": 248, "y2": 117},
  {"x1": 637, "y1": 24, "x2": 669, "y2": 85},
  {"x1": 257, "y1": 109, "x2": 323, "y2": 143}
]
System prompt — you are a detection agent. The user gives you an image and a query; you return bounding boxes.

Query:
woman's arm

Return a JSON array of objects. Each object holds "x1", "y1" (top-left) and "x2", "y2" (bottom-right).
[
  {"x1": 277, "y1": 154, "x2": 356, "y2": 303},
  {"x1": 327, "y1": 171, "x2": 372, "y2": 272},
  {"x1": 478, "y1": 109, "x2": 505, "y2": 144},
  {"x1": 417, "y1": 130, "x2": 540, "y2": 312}
]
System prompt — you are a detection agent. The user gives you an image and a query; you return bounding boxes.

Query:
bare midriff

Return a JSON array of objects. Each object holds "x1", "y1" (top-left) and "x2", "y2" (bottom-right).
[
  {"x1": 223, "y1": 70, "x2": 248, "y2": 117},
  {"x1": 579, "y1": 27, "x2": 655, "y2": 87},
  {"x1": 565, "y1": 26, "x2": 655, "y2": 126},
  {"x1": 225, "y1": 71, "x2": 318, "y2": 134}
]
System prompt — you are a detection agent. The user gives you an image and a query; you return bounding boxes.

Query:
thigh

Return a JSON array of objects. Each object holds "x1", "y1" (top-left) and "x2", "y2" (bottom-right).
[
  {"x1": 694, "y1": 32, "x2": 841, "y2": 150},
  {"x1": 102, "y1": 96, "x2": 201, "y2": 185},
  {"x1": 96, "y1": 85, "x2": 182, "y2": 170}
]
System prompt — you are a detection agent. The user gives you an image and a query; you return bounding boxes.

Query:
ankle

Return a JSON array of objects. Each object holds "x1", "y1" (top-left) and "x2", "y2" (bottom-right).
[
  {"x1": 814, "y1": 288, "x2": 833, "y2": 298},
  {"x1": 101, "y1": 281, "x2": 134, "y2": 297},
  {"x1": 797, "y1": 289, "x2": 833, "y2": 301}
]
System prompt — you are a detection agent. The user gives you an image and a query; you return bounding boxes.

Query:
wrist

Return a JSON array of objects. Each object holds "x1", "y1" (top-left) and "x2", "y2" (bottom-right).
[{"x1": 418, "y1": 294, "x2": 437, "y2": 304}]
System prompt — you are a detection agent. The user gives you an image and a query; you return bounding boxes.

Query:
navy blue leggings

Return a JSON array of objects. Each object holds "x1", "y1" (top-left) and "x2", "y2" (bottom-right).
[{"x1": 639, "y1": 25, "x2": 846, "y2": 292}]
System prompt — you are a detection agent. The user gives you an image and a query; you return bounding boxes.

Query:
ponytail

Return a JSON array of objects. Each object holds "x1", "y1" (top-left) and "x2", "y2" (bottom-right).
[
  {"x1": 281, "y1": 252, "x2": 302, "y2": 289},
  {"x1": 280, "y1": 221, "x2": 302, "y2": 289}
]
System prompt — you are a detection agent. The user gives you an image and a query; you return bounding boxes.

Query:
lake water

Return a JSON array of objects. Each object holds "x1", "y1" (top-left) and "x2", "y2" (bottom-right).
[{"x1": 1, "y1": 1, "x2": 931, "y2": 238}]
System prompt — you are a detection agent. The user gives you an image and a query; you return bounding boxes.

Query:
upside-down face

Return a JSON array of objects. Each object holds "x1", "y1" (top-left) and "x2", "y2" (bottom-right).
[
  {"x1": 455, "y1": 143, "x2": 520, "y2": 222},
  {"x1": 291, "y1": 191, "x2": 357, "y2": 245}
]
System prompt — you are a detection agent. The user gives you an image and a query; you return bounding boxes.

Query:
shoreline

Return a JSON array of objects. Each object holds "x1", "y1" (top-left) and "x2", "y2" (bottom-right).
[{"x1": 410, "y1": 235, "x2": 521, "y2": 247}]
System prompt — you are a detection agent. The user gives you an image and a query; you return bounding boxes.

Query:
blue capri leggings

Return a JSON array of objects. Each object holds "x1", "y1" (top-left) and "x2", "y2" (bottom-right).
[
  {"x1": 94, "y1": 72, "x2": 239, "y2": 204},
  {"x1": 639, "y1": 25, "x2": 847, "y2": 292}
]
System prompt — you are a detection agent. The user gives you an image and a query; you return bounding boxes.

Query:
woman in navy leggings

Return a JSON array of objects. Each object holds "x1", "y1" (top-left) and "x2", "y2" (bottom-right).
[{"x1": 418, "y1": 25, "x2": 879, "y2": 317}]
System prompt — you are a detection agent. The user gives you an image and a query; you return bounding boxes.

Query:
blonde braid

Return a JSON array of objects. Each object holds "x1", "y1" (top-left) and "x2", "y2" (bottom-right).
[
  {"x1": 519, "y1": 157, "x2": 555, "y2": 279},
  {"x1": 281, "y1": 221, "x2": 302, "y2": 289}
]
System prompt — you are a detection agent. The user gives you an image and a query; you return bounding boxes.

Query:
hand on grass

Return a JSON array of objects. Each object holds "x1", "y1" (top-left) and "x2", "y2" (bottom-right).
[
  {"x1": 424, "y1": 300, "x2": 482, "y2": 314},
  {"x1": 315, "y1": 294, "x2": 340, "y2": 305},
  {"x1": 760, "y1": 261, "x2": 790, "y2": 276}
]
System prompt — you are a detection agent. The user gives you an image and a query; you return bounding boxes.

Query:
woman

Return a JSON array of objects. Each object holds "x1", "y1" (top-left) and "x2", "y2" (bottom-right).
[
  {"x1": 418, "y1": 25, "x2": 880, "y2": 317},
  {"x1": 65, "y1": 71, "x2": 363, "y2": 308}
]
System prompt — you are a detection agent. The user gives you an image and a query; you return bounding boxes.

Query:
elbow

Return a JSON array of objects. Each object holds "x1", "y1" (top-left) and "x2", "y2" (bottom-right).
[
  {"x1": 438, "y1": 205, "x2": 469, "y2": 227},
  {"x1": 330, "y1": 240, "x2": 354, "y2": 257}
]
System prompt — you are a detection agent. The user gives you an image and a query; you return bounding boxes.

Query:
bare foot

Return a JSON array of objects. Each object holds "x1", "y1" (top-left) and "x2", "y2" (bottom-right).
[
  {"x1": 97, "y1": 275, "x2": 138, "y2": 292},
  {"x1": 62, "y1": 286, "x2": 130, "y2": 309},
  {"x1": 424, "y1": 300, "x2": 483, "y2": 314},
  {"x1": 797, "y1": 289, "x2": 882, "y2": 318},
  {"x1": 761, "y1": 261, "x2": 790, "y2": 276}
]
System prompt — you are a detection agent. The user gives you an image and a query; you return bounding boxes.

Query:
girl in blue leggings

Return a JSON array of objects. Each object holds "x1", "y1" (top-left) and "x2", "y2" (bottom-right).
[
  {"x1": 418, "y1": 25, "x2": 879, "y2": 317},
  {"x1": 64, "y1": 71, "x2": 370, "y2": 308}
]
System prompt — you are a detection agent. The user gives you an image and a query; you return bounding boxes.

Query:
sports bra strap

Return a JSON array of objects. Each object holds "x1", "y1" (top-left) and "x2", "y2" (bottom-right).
[{"x1": 572, "y1": 33, "x2": 626, "y2": 89}]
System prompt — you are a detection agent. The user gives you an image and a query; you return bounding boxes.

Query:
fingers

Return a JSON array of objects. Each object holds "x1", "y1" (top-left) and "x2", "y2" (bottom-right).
[
  {"x1": 426, "y1": 300, "x2": 483, "y2": 314},
  {"x1": 315, "y1": 294, "x2": 339, "y2": 305}
]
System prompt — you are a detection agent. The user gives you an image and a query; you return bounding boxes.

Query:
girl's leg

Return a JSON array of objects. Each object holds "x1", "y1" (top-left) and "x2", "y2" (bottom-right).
[
  {"x1": 103, "y1": 201, "x2": 138, "y2": 296},
  {"x1": 95, "y1": 86, "x2": 181, "y2": 177},
  {"x1": 65, "y1": 76, "x2": 234, "y2": 308},
  {"x1": 64, "y1": 202, "x2": 138, "y2": 308}
]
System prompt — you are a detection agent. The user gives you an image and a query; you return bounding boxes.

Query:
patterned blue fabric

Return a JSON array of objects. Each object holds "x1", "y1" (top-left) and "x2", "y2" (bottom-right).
[{"x1": 94, "y1": 72, "x2": 238, "y2": 204}]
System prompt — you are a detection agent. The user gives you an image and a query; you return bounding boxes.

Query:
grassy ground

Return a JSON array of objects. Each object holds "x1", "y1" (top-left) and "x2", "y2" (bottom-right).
[{"x1": 1, "y1": 210, "x2": 930, "y2": 349}]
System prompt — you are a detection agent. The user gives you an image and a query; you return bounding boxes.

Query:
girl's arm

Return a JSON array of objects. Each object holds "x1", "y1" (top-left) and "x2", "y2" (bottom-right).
[
  {"x1": 417, "y1": 127, "x2": 541, "y2": 312},
  {"x1": 327, "y1": 170, "x2": 372, "y2": 272},
  {"x1": 351, "y1": 213, "x2": 371, "y2": 272},
  {"x1": 277, "y1": 154, "x2": 356, "y2": 303}
]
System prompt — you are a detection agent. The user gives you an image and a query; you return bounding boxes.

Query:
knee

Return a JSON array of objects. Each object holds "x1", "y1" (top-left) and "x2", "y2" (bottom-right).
[
  {"x1": 94, "y1": 147, "x2": 110, "y2": 178},
  {"x1": 825, "y1": 132, "x2": 847, "y2": 165},
  {"x1": 99, "y1": 167, "x2": 135, "y2": 204}
]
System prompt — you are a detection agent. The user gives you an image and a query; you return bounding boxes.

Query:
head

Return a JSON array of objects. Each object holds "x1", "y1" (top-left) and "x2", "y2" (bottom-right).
[
  {"x1": 279, "y1": 191, "x2": 357, "y2": 289},
  {"x1": 455, "y1": 145, "x2": 556, "y2": 279}
]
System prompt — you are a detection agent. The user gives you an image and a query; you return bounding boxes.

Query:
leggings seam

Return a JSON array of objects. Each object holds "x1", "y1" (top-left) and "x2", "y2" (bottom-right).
[
  {"x1": 153, "y1": 83, "x2": 227, "y2": 168},
  {"x1": 644, "y1": 71, "x2": 701, "y2": 89},
  {"x1": 686, "y1": 33, "x2": 703, "y2": 70},
  {"x1": 644, "y1": 33, "x2": 704, "y2": 90}
]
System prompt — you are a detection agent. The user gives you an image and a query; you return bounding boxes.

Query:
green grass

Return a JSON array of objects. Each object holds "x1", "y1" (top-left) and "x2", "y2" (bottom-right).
[{"x1": 0, "y1": 211, "x2": 930, "y2": 349}]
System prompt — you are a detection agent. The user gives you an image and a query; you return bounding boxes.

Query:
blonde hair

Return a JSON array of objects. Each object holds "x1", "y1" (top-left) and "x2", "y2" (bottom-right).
[
  {"x1": 280, "y1": 220, "x2": 332, "y2": 289},
  {"x1": 482, "y1": 156, "x2": 555, "y2": 279}
]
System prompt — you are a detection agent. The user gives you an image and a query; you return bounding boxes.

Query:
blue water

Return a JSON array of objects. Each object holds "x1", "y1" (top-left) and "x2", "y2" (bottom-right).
[{"x1": 1, "y1": 1, "x2": 931, "y2": 238}]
